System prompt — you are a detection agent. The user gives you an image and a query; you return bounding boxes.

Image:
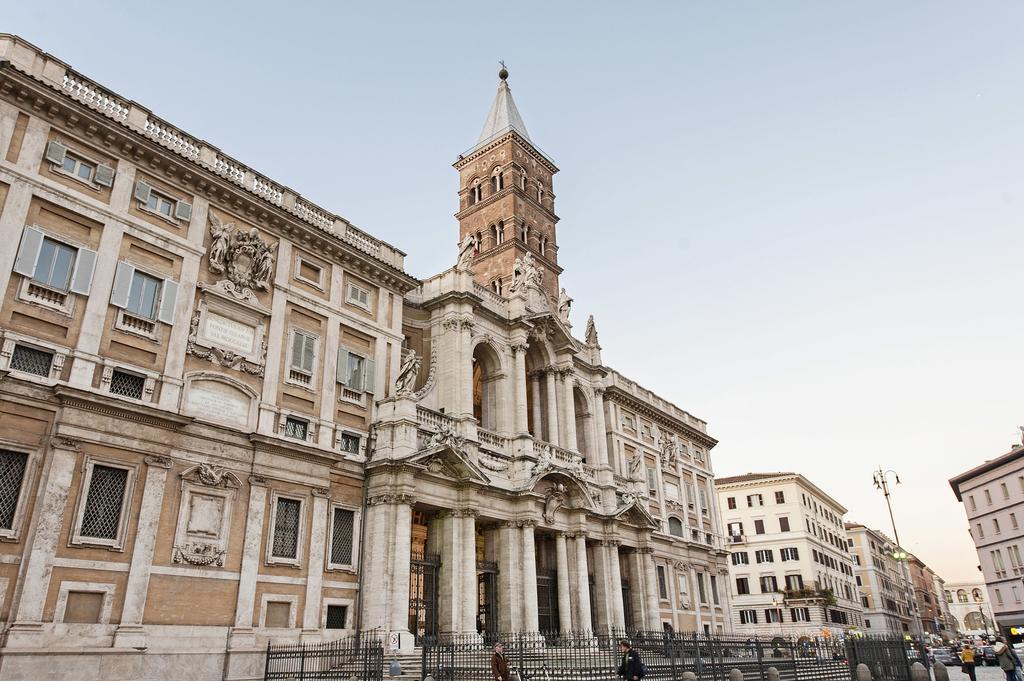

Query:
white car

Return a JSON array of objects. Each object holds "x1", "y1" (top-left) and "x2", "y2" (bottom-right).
[{"x1": 1013, "y1": 643, "x2": 1024, "y2": 656}]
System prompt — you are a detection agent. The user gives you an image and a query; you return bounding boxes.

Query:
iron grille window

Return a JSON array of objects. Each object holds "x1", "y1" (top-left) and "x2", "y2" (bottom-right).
[
  {"x1": 109, "y1": 369, "x2": 145, "y2": 399},
  {"x1": 284, "y1": 417, "x2": 308, "y2": 440},
  {"x1": 325, "y1": 604, "x2": 348, "y2": 629},
  {"x1": 0, "y1": 450, "x2": 28, "y2": 530},
  {"x1": 330, "y1": 507, "x2": 355, "y2": 566},
  {"x1": 272, "y1": 497, "x2": 301, "y2": 559},
  {"x1": 9, "y1": 345, "x2": 54, "y2": 377},
  {"x1": 338, "y1": 433, "x2": 360, "y2": 454},
  {"x1": 80, "y1": 465, "x2": 128, "y2": 540}
]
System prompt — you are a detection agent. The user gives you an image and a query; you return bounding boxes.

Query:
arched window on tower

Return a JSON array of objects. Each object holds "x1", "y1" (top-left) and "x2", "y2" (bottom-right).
[
  {"x1": 539, "y1": 235, "x2": 548, "y2": 257},
  {"x1": 471, "y1": 180, "x2": 482, "y2": 205},
  {"x1": 537, "y1": 185, "x2": 544, "y2": 203},
  {"x1": 519, "y1": 222, "x2": 528, "y2": 243},
  {"x1": 492, "y1": 168, "x2": 503, "y2": 193},
  {"x1": 957, "y1": 589, "x2": 969, "y2": 603},
  {"x1": 491, "y1": 222, "x2": 504, "y2": 245},
  {"x1": 474, "y1": 231, "x2": 482, "y2": 253},
  {"x1": 520, "y1": 172, "x2": 527, "y2": 191},
  {"x1": 491, "y1": 278, "x2": 503, "y2": 296}
]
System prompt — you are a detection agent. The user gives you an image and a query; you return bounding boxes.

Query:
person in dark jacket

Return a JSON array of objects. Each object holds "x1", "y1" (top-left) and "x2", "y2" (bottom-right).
[
  {"x1": 491, "y1": 642, "x2": 511, "y2": 681},
  {"x1": 618, "y1": 640, "x2": 644, "y2": 681}
]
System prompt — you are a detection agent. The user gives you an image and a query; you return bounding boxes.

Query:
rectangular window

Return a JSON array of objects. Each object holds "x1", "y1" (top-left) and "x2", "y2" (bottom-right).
[
  {"x1": 759, "y1": 576, "x2": 778, "y2": 593},
  {"x1": 996, "y1": 588, "x2": 1004, "y2": 606},
  {"x1": 765, "y1": 608, "x2": 782, "y2": 623},
  {"x1": 710, "y1": 576, "x2": 719, "y2": 605},
  {"x1": 977, "y1": 523, "x2": 985, "y2": 538},
  {"x1": 985, "y1": 489, "x2": 992, "y2": 505},
  {"x1": 697, "y1": 573, "x2": 707, "y2": 603},
  {"x1": 699, "y1": 488, "x2": 708, "y2": 514},
  {"x1": 271, "y1": 497, "x2": 302, "y2": 561},
  {"x1": 995, "y1": 518, "x2": 1002, "y2": 535},
  {"x1": 747, "y1": 494, "x2": 763, "y2": 507},
  {"x1": 647, "y1": 466, "x2": 657, "y2": 492},
  {"x1": 1002, "y1": 483, "x2": 1010, "y2": 499},
  {"x1": 347, "y1": 283, "x2": 370, "y2": 309},
  {"x1": 791, "y1": 607, "x2": 811, "y2": 622},
  {"x1": 756, "y1": 549, "x2": 774, "y2": 563},
  {"x1": 325, "y1": 604, "x2": 348, "y2": 629},
  {"x1": 781, "y1": 547, "x2": 800, "y2": 561},
  {"x1": 33, "y1": 237, "x2": 77, "y2": 291},
  {"x1": 330, "y1": 507, "x2": 356, "y2": 567},
  {"x1": 61, "y1": 151, "x2": 96, "y2": 183},
  {"x1": 779, "y1": 517, "x2": 790, "y2": 532},
  {"x1": 754, "y1": 519, "x2": 765, "y2": 535},
  {"x1": 338, "y1": 433, "x2": 360, "y2": 454},
  {"x1": 108, "y1": 369, "x2": 145, "y2": 400},
  {"x1": 289, "y1": 330, "x2": 317, "y2": 383},
  {"x1": 1012, "y1": 513, "x2": 1018, "y2": 530},
  {"x1": 284, "y1": 417, "x2": 308, "y2": 440},
  {"x1": 0, "y1": 450, "x2": 29, "y2": 534},
  {"x1": 126, "y1": 270, "x2": 161, "y2": 320},
  {"x1": 9, "y1": 344, "x2": 54, "y2": 377},
  {"x1": 146, "y1": 190, "x2": 176, "y2": 218},
  {"x1": 969, "y1": 495, "x2": 977, "y2": 511},
  {"x1": 736, "y1": 577, "x2": 750, "y2": 595},
  {"x1": 657, "y1": 565, "x2": 668, "y2": 600},
  {"x1": 785, "y1": 574, "x2": 804, "y2": 591},
  {"x1": 727, "y1": 497, "x2": 737, "y2": 510},
  {"x1": 296, "y1": 257, "x2": 324, "y2": 288},
  {"x1": 775, "y1": 491, "x2": 785, "y2": 504},
  {"x1": 732, "y1": 552, "x2": 749, "y2": 566},
  {"x1": 727, "y1": 521, "x2": 743, "y2": 537},
  {"x1": 739, "y1": 609, "x2": 757, "y2": 624},
  {"x1": 79, "y1": 464, "x2": 129, "y2": 541}
]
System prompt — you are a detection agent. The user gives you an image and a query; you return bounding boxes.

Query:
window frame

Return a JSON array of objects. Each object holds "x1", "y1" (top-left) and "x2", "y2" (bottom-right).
[
  {"x1": 335, "y1": 430, "x2": 362, "y2": 456},
  {"x1": 55, "y1": 580, "x2": 116, "y2": 624},
  {"x1": 259, "y1": 592, "x2": 299, "y2": 629},
  {"x1": 69, "y1": 456, "x2": 138, "y2": 551},
  {"x1": 321, "y1": 597, "x2": 355, "y2": 631},
  {"x1": 346, "y1": 282, "x2": 371, "y2": 311},
  {"x1": 0, "y1": 443, "x2": 37, "y2": 542},
  {"x1": 326, "y1": 502, "x2": 361, "y2": 572},
  {"x1": 266, "y1": 490, "x2": 306, "y2": 567},
  {"x1": 49, "y1": 145, "x2": 108, "y2": 190},
  {"x1": 294, "y1": 254, "x2": 326, "y2": 290},
  {"x1": 286, "y1": 327, "x2": 320, "y2": 389}
]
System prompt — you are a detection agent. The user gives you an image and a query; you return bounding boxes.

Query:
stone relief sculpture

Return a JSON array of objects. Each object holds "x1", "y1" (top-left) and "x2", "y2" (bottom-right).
[
  {"x1": 531, "y1": 446, "x2": 554, "y2": 477},
  {"x1": 173, "y1": 542, "x2": 226, "y2": 567},
  {"x1": 557, "y1": 288, "x2": 572, "y2": 323},
  {"x1": 543, "y1": 483, "x2": 568, "y2": 524},
  {"x1": 456, "y1": 234, "x2": 477, "y2": 271},
  {"x1": 185, "y1": 311, "x2": 267, "y2": 376},
  {"x1": 206, "y1": 213, "x2": 277, "y2": 296},
  {"x1": 659, "y1": 434, "x2": 676, "y2": 467},
  {"x1": 628, "y1": 453, "x2": 644, "y2": 481},
  {"x1": 509, "y1": 252, "x2": 543, "y2": 295},
  {"x1": 181, "y1": 462, "x2": 241, "y2": 489},
  {"x1": 426, "y1": 423, "x2": 465, "y2": 452},
  {"x1": 395, "y1": 349, "x2": 421, "y2": 395}
]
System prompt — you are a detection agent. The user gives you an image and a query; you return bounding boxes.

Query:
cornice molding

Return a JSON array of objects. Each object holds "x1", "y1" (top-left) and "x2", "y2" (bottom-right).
[
  {"x1": 53, "y1": 385, "x2": 193, "y2": 430},
  {"x1": 604, "y1": 385, "x2": 717, "y2": 449},
  {"x1": 453, "y1": 130, "x2": 559, "y2": 174}
]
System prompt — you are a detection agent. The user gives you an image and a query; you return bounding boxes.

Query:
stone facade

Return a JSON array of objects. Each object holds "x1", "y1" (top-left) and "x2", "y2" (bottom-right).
[
  {"x1": 845, "y1": 523, "x2": 917, "y2": 635},
  {"x1": 944, "y1": 581, "x2": 999, "y2": 637},
  {"x1": 716, "y1": 473, "x2": 864, "y2": 639},
  {"x1": 0, "y1": 35, "x2": 730, "y2": 680}
]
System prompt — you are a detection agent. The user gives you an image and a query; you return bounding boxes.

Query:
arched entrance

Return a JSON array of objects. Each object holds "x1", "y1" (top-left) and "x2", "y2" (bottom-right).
[{"x1": 472, "y1": 342, "x2": 503, "y2": 431}]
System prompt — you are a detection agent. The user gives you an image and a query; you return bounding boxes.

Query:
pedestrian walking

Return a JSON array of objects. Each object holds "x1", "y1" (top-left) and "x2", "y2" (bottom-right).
[
  {"x1": 993, "y1": 638, "x2": 1020, "y2": 681},
  {"x1": 961, "y1": 644, "x2": 977, "y2": 681},
  {"x1": 618, "y1": 640, "x2": 645, "y2": 681},
  {"x1": 491, "y1": 642, "x2": 511, "y2": 681}
]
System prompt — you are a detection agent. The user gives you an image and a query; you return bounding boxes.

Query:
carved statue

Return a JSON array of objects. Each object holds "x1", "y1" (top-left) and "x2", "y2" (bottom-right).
[
  {"x1": 659, "y1": 434, "x2": 676, "y2": 467},
  {"x1": 628, "y1": 453, "x2": 644, "y2": 481},
  {"x1": 1019, "y1": 425, "x2": 1024, "y2": 446},
  {"x1": 585, "y1": 315, "x2": 600, "y2": 347},
  {"x1": 206, "y1": 214, "x2": 276, "y2": 293},
  {"x1": 395, "y1": 349, "x2": 421, "y2": 395},
  {"x1": 543, "y1": 483, "x2": 568, "y2": 524},
  {"x1": 426, "y1": 423, "x2": 465, "y2": 452},
  {"x1": 522, "y1": 252, "x2": 543, "y2": 288},
  {"x1": 509, "y1": 257, "x2": 525, "y2": 294},
  {"x1": 557, "y1": 288, "x2": 572, "y2": 323},
  {"x1": 532, "y1": 446, "x2": 554, "y2": 477},
  {"x1": 456, "y1": 234, "x2": 477, "y2": 271}
]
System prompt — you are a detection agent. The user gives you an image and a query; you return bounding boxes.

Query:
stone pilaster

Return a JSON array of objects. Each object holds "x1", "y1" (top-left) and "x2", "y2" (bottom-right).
[
  {"x1": 7, "y1": 438, "x2": 80, "y2": 646},
  {"x1": 544, "y1": 369, "x2": 560, "y2": 445},
  {"x1": 301, "y1": 488, "x2": 330, "y2": 636},
  {"x1": 229, "y1": 476, "x2": 268, "y2": 647},
  {"x1": 497, "y1": 521, "x2": 522, "y2": 631},
  {"x1": 0, "y1": 182, "x2": 33, "y2": 301},
  {"x1": 640, "y1": 547, "x2": 661, "y2": 630},
  {"x1": 555, "y1": 532, "x2": 573, "y2": 633},
  {"x1": 574, "y1": 534, "x2": 593, "y2": 631},
  {"x1": 606, "y1": 541, "x2": 625, "y2": 630},
  {"x1": 114, "y1": 455, "x2": 173, "y2": 648},
  {"x1": 560, "y1": 368, "x2": 578, "y2": 451},
  {"x1": 530, "y1": 372, "x2": 544, "y2": 439},
  {"x1": 512, "y1": 343, "x2": 529, "y2": 435}
]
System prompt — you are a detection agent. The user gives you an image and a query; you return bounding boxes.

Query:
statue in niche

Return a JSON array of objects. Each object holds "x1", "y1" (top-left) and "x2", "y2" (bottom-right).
[
  {"x1": 585, "y1": 315, "x2": 600, "y2": 347},
  {"x1": 395, "y1": 349, "x2": 421, "y2": 395},
  {"x1": 557, "y1": 288, "x2": 572, "y2": 323},
  {"x1": 456, "y1": 234, "x2": 477, "y2": 271},
  {"x1": 206, "y1": 213, "x2": 276, "y2": 292}
]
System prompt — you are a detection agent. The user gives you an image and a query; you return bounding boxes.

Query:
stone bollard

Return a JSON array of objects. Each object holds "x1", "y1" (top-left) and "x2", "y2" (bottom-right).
[
  {"x1": 767, "y1": 667, "x2": 780, "y2": 681},
  {"x1": 910, "y1": 662, "x2": 928, "y2": 681},
  {"x1": 730, "y1": 668, "x2": 743, "y2": 681},
  {"x1": 933, "y1": 662, "x2": 949, "y2": 681},
  {"x1": 681, "y1": 672, "x2": 697, "y2": 681},
  {"x1": 856, "y1": 663, "x2": 872, "y2": 681}
]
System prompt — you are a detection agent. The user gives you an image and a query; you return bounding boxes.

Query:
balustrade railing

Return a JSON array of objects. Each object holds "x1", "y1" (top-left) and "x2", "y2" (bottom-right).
[
  {"x1": 416, "y1": 406, "x2": 453, "y2": 431},
  {"x1": 477, "y1": 428, "x2": 508, "y2": 450}
]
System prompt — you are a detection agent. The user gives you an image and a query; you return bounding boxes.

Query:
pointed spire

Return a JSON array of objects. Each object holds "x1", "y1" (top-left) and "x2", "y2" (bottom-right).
[{"x1": 477, "y1": 66, "x2": 531, "y2": 146}]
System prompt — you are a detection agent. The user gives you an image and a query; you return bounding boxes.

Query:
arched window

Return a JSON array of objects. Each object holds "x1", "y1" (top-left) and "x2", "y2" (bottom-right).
[
  {"x1": 520, "y1": 172, "x2": 527, "y2": 191},
  {"x1": 537, "y1": 186, "x2": 544, "y2": 203},
  {"x1": 519, "y1": 222, "x2": 528, "y2": 242},
  {"x1": 491, "y1": 222, "x2": 504, "y2": 245},
  {"x1": 539, "y1": 235, "x2": 548, "y2": 257},
  {"x1": 668, "y1": 517, "x2": 684, "y2": 537},
  {"x1": 491, "y1": 278, "x2": 503, "y2": 296},
  {"x1": 474, "y1": 231, "x2": 482, "y2": 253},
  {"x1": 471, "y1": 181, "x2": 482, "y2": 205},
  {"x1": 957, "y1": 589, "x2": 969, "y2": 603},
  {"x1": 492, "y1": 168, "x2": 503, "y2": 193},
  {"x1": 973, "y1": 588, "x2": 983, "y2": 602}
]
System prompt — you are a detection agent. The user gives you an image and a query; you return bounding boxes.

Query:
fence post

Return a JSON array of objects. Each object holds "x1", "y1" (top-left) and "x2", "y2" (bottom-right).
[
  {"x1": 910, "y1": 662, "x2": 928, "y2": 681},
  {"x1": 755, "y1": 639, "x2": 766, "y2": 681},
  {"x1": 856, "y1": 663, "x2": 872, "y2": 681},
  {"x1": 299, "y1": 642, "x2": 306, "y2": 681},
  {"x1": 730, "y1": 668, "x2": 744, "y2": 681},
  {"x1": 682, "y1": 673, "x2": 697, "y2": 681},
  {"x1": 933, "y1": 662, "x2": 949, "y2": 681}
]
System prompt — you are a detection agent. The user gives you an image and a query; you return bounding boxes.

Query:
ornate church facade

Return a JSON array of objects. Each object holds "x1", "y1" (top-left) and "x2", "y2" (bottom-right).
[{"x1": 0, "y1": 35, "x2": 729, "y2": 681}]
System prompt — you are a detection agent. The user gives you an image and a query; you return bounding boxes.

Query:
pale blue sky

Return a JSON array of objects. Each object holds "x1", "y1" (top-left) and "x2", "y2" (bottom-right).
[{"x1": 7, "y1": 2, "x2": 1022, "y2": 581}]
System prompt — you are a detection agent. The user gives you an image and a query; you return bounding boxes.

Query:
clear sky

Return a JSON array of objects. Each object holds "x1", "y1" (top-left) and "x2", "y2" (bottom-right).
[{"x1": 6, "y1": 1, "x2": 1022, "y2": 583}]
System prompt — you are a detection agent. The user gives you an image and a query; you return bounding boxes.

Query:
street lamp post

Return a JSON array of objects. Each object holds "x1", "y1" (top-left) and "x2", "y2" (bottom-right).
[{"x1": 872, "y1": 468, "x2": 927, "y2": 641}]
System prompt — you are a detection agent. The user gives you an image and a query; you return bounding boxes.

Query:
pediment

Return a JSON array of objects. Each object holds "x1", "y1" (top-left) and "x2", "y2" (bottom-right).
[
  {"x1": 409, "y1": 444, "x2": 491, "y2": 484},
  {"x1": 612, "y1": 496, "x2": 661, "y2": 530},
  {"x1": 527, "y1": 313, "x2": 580, "y2": 353}
]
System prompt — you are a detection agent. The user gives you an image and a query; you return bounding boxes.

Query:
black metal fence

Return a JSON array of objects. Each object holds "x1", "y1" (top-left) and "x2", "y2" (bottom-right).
[
  {"x1": 422, "y1": 631, "x2": 927, "y2": 681},
  {"x1": 265, "y1": 633, "x2": 384, "y2": 681}
]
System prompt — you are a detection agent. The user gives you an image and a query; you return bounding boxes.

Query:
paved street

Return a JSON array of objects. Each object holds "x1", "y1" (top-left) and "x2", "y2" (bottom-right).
[{"x1": 941, "y1": 663, "x2": 1007, "y2": 681}]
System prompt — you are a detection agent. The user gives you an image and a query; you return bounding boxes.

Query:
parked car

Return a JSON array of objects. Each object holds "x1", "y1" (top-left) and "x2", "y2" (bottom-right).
[
  {"x1": 932, "y1": 649, "x2": 961, "y2": 666},
  {"x1": 1013, "y1": 643, "x2": 1024, "y2": 657},
  {"x1": 980, "y1": 646, "x2": 999, "y2": 666}
]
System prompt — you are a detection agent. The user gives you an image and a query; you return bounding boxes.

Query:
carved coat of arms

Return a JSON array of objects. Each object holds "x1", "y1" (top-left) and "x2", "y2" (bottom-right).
[{"x1": 207, "y1": 213, "x2": 277, "y2": 295}]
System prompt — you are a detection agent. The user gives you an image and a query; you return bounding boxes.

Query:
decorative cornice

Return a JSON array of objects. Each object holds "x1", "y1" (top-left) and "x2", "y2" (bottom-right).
[
  {"x1": 312, "y1": 487, "x2": 331, "y2": 498},
  {"x1": 54, "y1": 386, "x2": 193, "y2": 430},
  {"x1": 368, "y1": 493, "x2": 415, "y2": 507},
  {"x1": 145, "y1": 455, "x2": 173, "y2": 469},
  {"x1": 604, "y1": 385, "x2": 717, "y2": 449},
  {"x1": 248, "y1": 475, "x2": 268, "y2": 487},
  {"x1": 50, "y1": 436, "x2": 81, "y2": 452}
]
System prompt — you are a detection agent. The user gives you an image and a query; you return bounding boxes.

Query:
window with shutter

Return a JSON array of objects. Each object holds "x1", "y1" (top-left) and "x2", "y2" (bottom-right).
[
  {"x1": 346, "y1": 284, "x2": 370, "y2": 309},
  {"x1": 288, "y1": 331, "x2": 317, "y2": 386}
]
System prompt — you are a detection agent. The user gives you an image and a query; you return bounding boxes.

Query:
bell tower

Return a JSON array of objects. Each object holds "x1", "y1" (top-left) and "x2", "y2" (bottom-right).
[{"x1": 454, "y1": 67, "x2": 561, "y2": 299}]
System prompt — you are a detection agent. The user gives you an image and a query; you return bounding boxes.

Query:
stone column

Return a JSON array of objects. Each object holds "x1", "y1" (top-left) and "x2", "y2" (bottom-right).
[
  {"x1": 592, "y1": 389, "x2": 609, "y2": 467},
  {"x1": 257, "y1": 284, "x2": 290, "y2": 433},
  {"x1": 433, "y1": 511, "x2": 462, "y2": 634},
  {"x1": 230, "y1": 476, "x2": 268, "y2": 647},
  {"x1": 460, "y1": 510, "x2": 478, "y2": 635},
  {"x1": 7, "y1": 437, "x2": 80, "y2": 646},
  {"x1": 460, "y1": 318, "x2": 474, "y2": 420},
  {"x1": 555, "y1": 532, "x2": 573, "y2": 633},
  {"x1": 607, "y1": 542, "x2": 626, "y2": 631},
  {"x1": 544, "y1": 369, "x2": 560, "y2": 445},
  {"x1": 520, "y1": 521, "x2": 540, "y2": 632},
  {"x1": 641, "y1": 547, "x2": 661, "y2": 630},
  {"x1": 115, "y1": 455, "x2": 173, "y2": 648},
  {"x1": 530, "y1": 373, "x2": 544, "y2": 439},
  {"x1": 389, "y1": 497, "x2": 414, "y2": 641},
  {"x1": 497, "y1": 521, "x2": 522, "y2": 632},
  {"x1": 561, "y1": 369, "x2": 578, "y2": 451},
  {"x1": 512, "y1": 344, "x2": 529, "y2": 435},
  {"x1": 628, "y1": 550, "x2": 647, "y2": 630},
  {"x1": 574, "y1": 534, "x2": 593, "y2": 632},
  {"x1": 301, "y1": 489, "x2": 330, "y2": 635}
]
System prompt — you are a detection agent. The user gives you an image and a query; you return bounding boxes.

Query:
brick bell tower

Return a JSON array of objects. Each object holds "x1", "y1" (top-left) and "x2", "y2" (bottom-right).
[{"x1": 454, "y1": 66, "x2": 561, "y2": 300}]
